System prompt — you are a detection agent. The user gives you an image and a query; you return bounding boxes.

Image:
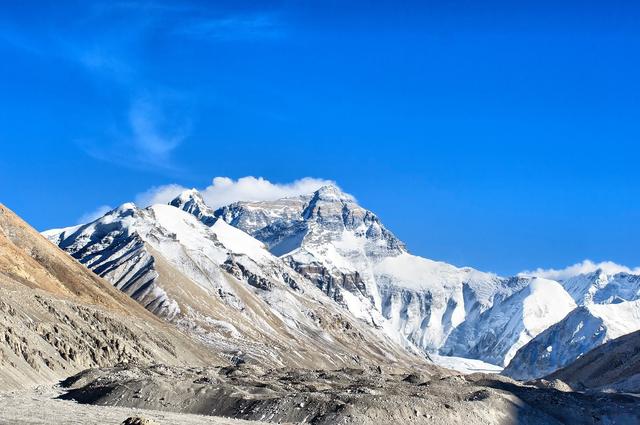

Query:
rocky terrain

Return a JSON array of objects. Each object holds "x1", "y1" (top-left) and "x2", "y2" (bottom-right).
[
  {"x1": 0, "y1": 204, "x2": 218, "y2": 390},
  {"x1": 56, "y1": 363, "x2": 640, "y2": 424},
  {"x1": 0, "y1": 386, "x2": 259, "y2": 425},
  {"x1": 546, "y1": 329, "x2": 640, "y2": 393}
]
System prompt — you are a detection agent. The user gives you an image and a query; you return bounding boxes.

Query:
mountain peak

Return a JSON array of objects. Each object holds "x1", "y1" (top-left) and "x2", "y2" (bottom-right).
[
  {"x1": 169, "y1": 189, "x2": 216, "y2": 226},
  {"x1": 172, "y1": 188, "x2": 205, "y2": 204},
  {"x1": 112, "y1": 202, "x2": 138, "y2": 217},
  {"x1": 312, "y1": 184, "x2": 354, "y2": 202}
]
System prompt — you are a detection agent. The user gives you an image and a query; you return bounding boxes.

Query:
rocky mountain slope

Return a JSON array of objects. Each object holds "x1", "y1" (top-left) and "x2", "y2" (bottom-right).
[
  {"x1": 44, "y1": 201, "x2": 421, "y2": 370},
  {"x1": 0, "y1": 204, "x2": 217, "y2": 390},
  {"x1": 503, "y1": 298, "x2": 640, "y2": 380},
  {"x1": 201, "y1": 186, "x2": 579, "y2": 366},
  {"x1": 546, "y1": 329, "x2": 640, "y2": 393}
]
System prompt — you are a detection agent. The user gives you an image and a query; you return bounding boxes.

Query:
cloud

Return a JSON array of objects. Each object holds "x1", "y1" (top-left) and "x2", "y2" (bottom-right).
[
  {"x1": 199, "y1": 176, "x2": 340, "y2": 209},
  {"x1": 77, "y1": 205, "x2": 113, "y2": 224},
  {"x1": 519, "y1": 260, "x2": 640, "y2": 281},
  {"x1": 1, "y1": 8, "x2": 190, "y2": 172},
  {"x1": 78, "y1": 92, "x2": 192, "y2": 171},
  {"x1": 135, "y1": 183, "x2": 189, "y2": 206},
  {"x1": 2, "y1": 5, "x2": 284, "y2": 174},
  {"x1": 128, "y1": 96, "x2": 191, "y2": 161},
  {"x1": 134, "y1": 176, "x2": 340, "y2": 209}
]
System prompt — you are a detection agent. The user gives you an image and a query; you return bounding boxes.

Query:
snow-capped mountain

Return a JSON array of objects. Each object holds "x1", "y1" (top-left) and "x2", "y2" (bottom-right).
[
  {"x1": 45, "y1": 184, "x2": 640, "y2": 378},
  {"x1": 562, "y1": 269, "x2": 640, "y2": 305},
  {"x1": 44, "y1": 201, "x2": 419, "y2": 370},
  {"x1": 174, "y1": 185, "x2": 569, "y2": 360},
  {"x1": 503, "y1": 299, "x2": 640, "y2": 380},
  {"x1": 441, "y1": 278, "x2": 577, "y2": 366},
  {"x1": 503, "y1": 269, "x2": 640, "y2": 380}
]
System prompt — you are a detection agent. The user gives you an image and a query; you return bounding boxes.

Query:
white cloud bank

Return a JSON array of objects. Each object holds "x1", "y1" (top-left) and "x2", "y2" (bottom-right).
[
  {"x1": 135, "y1": 176, "x2": 338, "y2": 209},
  {"x1": 519, "y1": 260, "x2": 640, "y2": 281}
]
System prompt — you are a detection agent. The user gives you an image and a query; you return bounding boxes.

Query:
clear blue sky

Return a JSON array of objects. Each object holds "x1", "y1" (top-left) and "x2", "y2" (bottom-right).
[{"x1": 1, "y1": 1, "x2": 639, "y2": 275}]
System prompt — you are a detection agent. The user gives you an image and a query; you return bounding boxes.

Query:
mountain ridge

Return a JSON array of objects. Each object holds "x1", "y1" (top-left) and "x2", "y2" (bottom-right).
[
  {"x1": 44, "y1": 199, "x2": 424, "y2": 371},
  {"x1": 0, "y1": 203, "x2": 218, "y2": 389},
  {"x1": 43, "y1": 185, "x2": 640, "y2": 381}
]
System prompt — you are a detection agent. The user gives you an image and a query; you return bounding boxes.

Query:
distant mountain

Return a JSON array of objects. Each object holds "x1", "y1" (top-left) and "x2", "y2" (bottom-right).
[
  {"x1": 441, "y1": 278, "x2": 576, "y2": 366},
  {"x1": 45, "y1": 200, "x2": 419, "y2": 370},
  {"x1": 562, "y1": 269, "x2": 640, "y2": 305},
  {"x1": 503, "y1": 296, "x2": 640, "y2": 380},
  {"x1": 0, "y1": 204, "x2": 214, "y2": 389},
  {"x1": 504, "y1": 269, "x2": 640, "y2": 380}
]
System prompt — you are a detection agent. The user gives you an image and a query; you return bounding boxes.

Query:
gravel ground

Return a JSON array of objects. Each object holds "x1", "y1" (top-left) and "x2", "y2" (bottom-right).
[
  {"x1": 0, "y1": 386, "x2": 265, "y2": 425},
  {"x1": 52, "y1": 364, "x2": 640, "y2": 424}
]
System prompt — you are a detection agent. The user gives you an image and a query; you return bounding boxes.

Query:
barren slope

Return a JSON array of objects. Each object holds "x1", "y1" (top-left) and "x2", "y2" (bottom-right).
[
  {"x1": 0, "y1": 204, "x2": 219, "y2": 389},
  {"x1": 547, "y1": 329, "x2": 640, "y2": 393}
]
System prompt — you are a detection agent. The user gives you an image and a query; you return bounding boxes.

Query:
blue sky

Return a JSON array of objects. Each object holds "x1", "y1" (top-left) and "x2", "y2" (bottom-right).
[{"x1": 1, "y1": 1, "x2": 639, "y2": 275}]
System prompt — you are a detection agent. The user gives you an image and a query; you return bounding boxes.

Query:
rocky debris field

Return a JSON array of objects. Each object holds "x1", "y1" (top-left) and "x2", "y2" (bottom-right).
[{"x1": 58, "y1": 364, "x2": 640, "y2": 425}]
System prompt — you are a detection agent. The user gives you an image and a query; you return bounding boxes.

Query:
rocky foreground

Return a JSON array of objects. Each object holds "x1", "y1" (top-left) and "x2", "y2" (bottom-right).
[
  {"x1": 0, "y1": 386, "x2": 257, "y2": 425},
  {"x1": 54, "y1": 363, "x2": 640, "y2": 425}
]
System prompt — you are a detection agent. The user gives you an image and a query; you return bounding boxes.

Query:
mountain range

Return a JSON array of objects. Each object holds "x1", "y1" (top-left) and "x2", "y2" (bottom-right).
[{"x1": 43, "y1": 184, "x2": 640, "y2": 380}]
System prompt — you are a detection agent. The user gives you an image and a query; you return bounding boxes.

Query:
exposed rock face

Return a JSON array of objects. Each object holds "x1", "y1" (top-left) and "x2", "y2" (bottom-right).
[
  {"x1": 122, "y1": 417, "x2": 158, "y2": 425},
  {"x1": 0, "y1": 204, "x2": 216, "y2": 390},
  {"x1": 286, "y1": 258, "x2": 370, "y2": 306},
  {"x1": 44, "y1": 201, "x2": 420, "y2": 371},
  {"x1": 169, "y1": 189, "x2": 217, "y2": 226},
  {"x1": 222, "y1": 256, "x2": 274, "y2": 291}
]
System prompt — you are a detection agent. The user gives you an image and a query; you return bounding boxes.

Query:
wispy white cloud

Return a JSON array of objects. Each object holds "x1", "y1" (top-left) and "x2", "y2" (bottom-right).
[
  {"x1": 128, "y1": 96, "x2": 191, "y2": 161},
  {"x1": 519, "y1": 260, "x2": 640, "y2": 280},
  {"x1": 77, "y1": 204, "x2": 113, "y2": 224},
  {"x1": 77, "y1": 90, "x2": 193, "y2": 171},
  {"x1": 134, "y1": 176, "x2": 339, "y2": 209},
  {"x1": 2, "y1": 4, "x2": 286, "y2": 173},
  {"x1": 0, "y1": 8, "x2": 192, "y2": 172}
]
